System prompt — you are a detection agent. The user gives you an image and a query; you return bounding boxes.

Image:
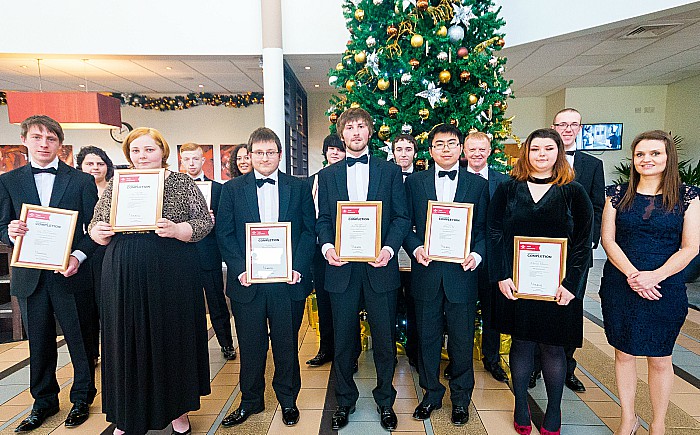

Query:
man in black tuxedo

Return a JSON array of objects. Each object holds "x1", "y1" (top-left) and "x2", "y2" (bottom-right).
[
  {"x1": 316, "y1": 108, "x2": 410, "y2": 431},
  {"x1": 180, "y1": 143, "x2": 236, "y2": 360},
  {"x1": 404, "y1": 124, "x2": 488, "y2": 426},
  {"x1": 463, "y1": 132, "x2": 510, "y2": 383},
  {"x1": 0, "y1": 115, "x2": 97, "y2": 431},
  {"x1": 530, "y1": 108, "x2": 604, "y2": 392},
  {"x1": 217, "y1": 128, "x2": 315, "y2": 427}
]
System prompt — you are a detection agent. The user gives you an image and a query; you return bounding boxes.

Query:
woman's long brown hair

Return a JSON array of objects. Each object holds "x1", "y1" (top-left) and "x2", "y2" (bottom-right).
[{"x1": 511, "y1": 128, "x2": 575, "y2": 186}]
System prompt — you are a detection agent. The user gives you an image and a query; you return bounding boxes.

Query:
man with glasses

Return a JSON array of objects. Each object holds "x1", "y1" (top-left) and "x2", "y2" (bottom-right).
[
  {"x1": 529, "y1": 108, "x2": 605, "y2": 392},
  {"x1": 217, "y1": 128, "x2": 315, "y2": 427},
  {"x1": 404, "y1": 124, "x2": 489, "y2": 426}
]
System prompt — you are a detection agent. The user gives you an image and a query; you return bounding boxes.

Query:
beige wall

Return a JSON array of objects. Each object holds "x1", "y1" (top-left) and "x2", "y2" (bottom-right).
[
  {"x1": 307, "y1": 92, "x2": 337, "y2": 175},
  {"x1": 504, "y1": 96, "x2": 547, "y2": 141},
  {"x1": 666, "y1": 73, "x2": 700, "y2": 163}
]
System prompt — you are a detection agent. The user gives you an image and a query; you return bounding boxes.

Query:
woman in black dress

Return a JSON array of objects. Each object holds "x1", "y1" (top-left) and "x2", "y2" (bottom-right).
[
  {"x1": 600, "y1": 130, "x2": 699, "y2": 435},
  {"x1": 488, "y1": 129, "x2": 593, "y2": 435},
  {"x1": 89, "y1": 128, "x2": 213, "y2": 435}
]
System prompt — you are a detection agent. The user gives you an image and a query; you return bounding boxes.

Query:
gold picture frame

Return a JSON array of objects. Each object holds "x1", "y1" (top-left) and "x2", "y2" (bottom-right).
[
  {"x1": 11, "y1": 204, "x2": 78, "y2": 271},
  {"x1": 110, "y1": 168, "x2": 165, "y2": 232},
  {"x1": 512, "y1": 236, "x2": 568, "y2": 301},
  {"x1": 335, "y1": 201, "x2": 382, "y2": 262},
  {"x1": 424, "y1": 201, "x2": 474, "y2": 263},
  {"x1": 245, "y1": 222, "x2": 293, "y2": 284}
]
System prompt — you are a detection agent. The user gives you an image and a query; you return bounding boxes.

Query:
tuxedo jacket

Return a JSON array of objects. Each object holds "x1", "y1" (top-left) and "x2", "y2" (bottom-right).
[
  {"x1": 195, "y1": 176, "x2": 222, "y2": 271},
  {"x1": 216, "y1": 171, "x2": 316, "y2": 303},
  {"x1": 0, "y1": 161, "x2": 98, "y2": 298},
  {"x1": 315, "y1": 157, "x2": 410, "y2": 293},
  {"x1": 403, "y1": 166, "x2": 489, "y2": 303},
  {"x1": 573, "y1": 151, "x2": 604, "y2": 248},
  {"x1": 487, "y1": 168, "x2": 510, "y2": 198}
]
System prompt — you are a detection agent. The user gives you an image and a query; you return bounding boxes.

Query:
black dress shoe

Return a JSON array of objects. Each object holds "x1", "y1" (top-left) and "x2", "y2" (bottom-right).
[
  {"x1": 331, "y1": 405, "x2": 355, "y2": 430},
  {"x1": 377, "y1": 405, "x2": 398, "y2": 431},
  {"x1": 528, "y1": 371, "x2": 541, "y2": 389},
  {"x1": 444, "y1": 364, "x2": 452, "y2": 380},
  {"x1": 15, "y1": 405, "x2": 60, "y2": 432},
  {"x1": 306, "y1": 351, "x2": 332, "y2": 367},
  {"x1": 221, "y1": 346, "x2": 237, "y2": 360},
  {"x1": 412, "y1": 402, "x2": 441, "y2": 420},
  {"x1": 565, "y1": 373, "x2": 586, "y2": 392},
  {"x1": 221, "y1": 405, "x2": 264, "y2": 427},
  {"x1": 281, "y1": 406, "x2": 299, "y2": 426},
  {"x1": 451, "y1": 405, "x2": 469, "y2": 426},
  {"x1": 353, "y1": 360, "x2": 359, "y2": 373},
  {"x1": 64, "y1": 400, "x2": 90, "y2": 427},
  {"x1": 484, "y1": 361, "x2": 509, "y2": 383}
]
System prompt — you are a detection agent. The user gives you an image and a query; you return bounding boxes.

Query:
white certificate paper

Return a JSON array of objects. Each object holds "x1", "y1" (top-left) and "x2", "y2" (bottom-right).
[
  {"x1": 246, "y1": 222, "x2": 292, "y2": 283},
  {"x1": 195, "y1": 181, "x2": 212, "y2": 209},
  {"x1": 11, "y1": 205, "x2": 78, "y2": 271},
  {"x1": 111, "y1": 169, "x2": 164, "y2": 232},
  {"x1": 514, "y1": 237, "x2": 567, "y2": 300},
  {"x1": 336, "y1": 201, "x2": 382, "y2": 262},
  {"x1": 424, "y1": 201, "x2": 473, "y2": 263}
]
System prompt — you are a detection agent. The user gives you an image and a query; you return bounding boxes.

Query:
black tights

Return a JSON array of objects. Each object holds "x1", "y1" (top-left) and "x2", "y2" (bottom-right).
[{"x1": 510, "y1": 338, "x2": 566, "y2": 431}]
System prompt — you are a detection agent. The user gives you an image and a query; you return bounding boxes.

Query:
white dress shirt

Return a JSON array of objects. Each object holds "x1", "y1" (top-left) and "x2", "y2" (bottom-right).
[
  {"x1": 346, "y1": 149, "x2": 370, "y2": 202},
  {"x1": 188, "y1": 171, "x2": 205, "y2": 182},
  {"x1": 565, "y1": 147, "x2": 575, "y2": 168},
  {"x1": 467, "y1": 165, "x2": 488, "y2": 180},
  {"x1": 254, "y1": 169, "x2": 279, "y2": 223},
  {"x1": 401, "y1": 165, "x2": 414, "y2": 182}
]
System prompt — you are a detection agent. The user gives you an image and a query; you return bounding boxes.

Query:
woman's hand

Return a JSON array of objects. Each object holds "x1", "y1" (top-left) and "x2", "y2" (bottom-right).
[
  {"x1": 627, "y1": 271, "x2": 663, "y2": 300},
  {"x1": 155, "y1": 218, "x2": 192, "y2": 241},
  {"x1": 555, "y1": 286, "x2": 575, "y2": 306},
  {"x1": 90, "y1": 222, "x2": 114, "y2": 246},
  {"x1": 498, "y1": 278, "x2": 517, "y2": 300}
]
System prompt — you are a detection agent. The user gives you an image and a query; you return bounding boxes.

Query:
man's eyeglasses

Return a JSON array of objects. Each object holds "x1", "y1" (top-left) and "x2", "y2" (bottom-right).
[
  {"x1": 430, "y1": 142, "x2": 461, "y2": 150},
  {"x1": 252, "y1": 150, "x2": 280, "y2": 158},
  {"x1": 553, "y1": 122, "x2": 581, "y2": 130}
]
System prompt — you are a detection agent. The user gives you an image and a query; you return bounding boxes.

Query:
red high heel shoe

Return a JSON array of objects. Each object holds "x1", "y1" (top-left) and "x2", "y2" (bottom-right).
[
  {"x1": 540, "y1": 427, "x2": 560, "y2": 435},
  {"x1": 513, "y1": 405, "x2": 532, "y2": 435}
]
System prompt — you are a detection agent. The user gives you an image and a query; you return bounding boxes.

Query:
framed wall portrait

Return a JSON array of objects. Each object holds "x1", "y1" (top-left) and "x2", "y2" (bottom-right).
[
  {"x1": 58, "y1": 145, "x2": 73, "y2": 167},
  {"x1": 0, "y1": 145, "x2": 28, "y2": 174},
  {"x1": 219, "y1": 144, "x2": 235, "y2": 181}
]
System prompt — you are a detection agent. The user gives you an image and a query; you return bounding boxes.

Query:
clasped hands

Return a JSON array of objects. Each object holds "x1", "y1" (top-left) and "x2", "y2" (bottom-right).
[
  {"x1": 90, "y1": 218, "x2": 186, "y2": 245},
  {"x1": 626, "y1": 270, "x2": 663, "y2": 300},
  {"x1": 324, "y1": 247, "x2": 392, "y2": 268},
  {"x1": 498, "y1": 278, "x2": 575, "y2": 306},
  {"x1": 414, "y1": 246, "x2": 476, "y2": 271}
]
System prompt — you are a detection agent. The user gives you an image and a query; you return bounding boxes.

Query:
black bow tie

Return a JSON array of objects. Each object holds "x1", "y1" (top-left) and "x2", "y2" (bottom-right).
[
  {"x1": 32, "y1": 166, "x2": 57, "y2": 175},
  {"x1": 438, "y1": 170, "x2": 457, "y2": 180},
  {"x1": 255, "y1": 178, "x2": 276, "y2": 188},
  {"x1": 402, "y1": 172, "x2": 411, "y2": 177},
  {"x1": 565, "y1": 151, "x2": 576, "y2": 156},
  {"x1": 346, "y1": 155, "x2": 368, "y2": 167}
]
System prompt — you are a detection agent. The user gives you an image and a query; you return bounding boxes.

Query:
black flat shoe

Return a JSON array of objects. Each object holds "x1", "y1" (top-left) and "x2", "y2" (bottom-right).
[
  {"x1": 565, "y1": 373, "x2": 586, "y2": 392},
  {"x1": 281, "y1": 406, "x2": 299, "y2": 426},
  {"x1": 484, "y1": 361, "x2": 509, "y2": 383},
  {"x1": 353, "y1": 360, "x2": 359, "y2": 373},
  {"x1": 443, "y1": 364, "x2": 452, "y2": 380},
  {"x1": 377, "y1": 405, "x2": 398, "y2": 431},
  {"x1": 15, "y1": 405, "x2": 60, "y2": 432},
  {"x1": 331, "y1": 405, "x2": 355, "y2": 430},
  {"x1": 306, "y1": 351, "x2": 332, "y2": 367},
  {"x1": 64, "y1": 400, "x2": 90, "y2": 427},
  {"x1": 221, "y1": 346, "x2": 237, "y2": 360},
  {"x1": 451, "y1": 405, "x2": 469, "y2": 426},
  {"x1": 528, "y1": 371, "x2": 540, "y2": 389},
  {"x1": 412, "y1": 402, "x2": 441, "y2": 420},
  {"x1": 221, "y1": 405, "x2": 264, "y2": 427}
]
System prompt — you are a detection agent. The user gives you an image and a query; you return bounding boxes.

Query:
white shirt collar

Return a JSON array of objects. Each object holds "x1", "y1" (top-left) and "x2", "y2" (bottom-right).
[
  {"x1": 435, "y1": 161, "x2": 460, "y2": 173},
  {"x1": 254, "y1": 169, "x2": 279, "y2": 182},
  {"x1": 347, "y1": 148, "x2": 370, "y2": 159},
  {"x1": 467, "y1": 165, "x2": 488, "y2": 179},
  {"x1": 402, "y1": 165, "x2": 414, "y2": 174},
  {"x1": 31, "y1": 157, "x2": 59, "y2": 170},
  {"x1": 188, "y1": 171, "x2": 205, "y2": 180}
]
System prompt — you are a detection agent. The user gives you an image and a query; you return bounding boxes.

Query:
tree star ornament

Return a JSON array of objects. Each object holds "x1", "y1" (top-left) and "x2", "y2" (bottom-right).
[
  {"x1": 451, "y1": 3, "x2": 475, "y2": 27},
  {"x1": 415, "y1": 82, "x2": 443, "y2": 108}
]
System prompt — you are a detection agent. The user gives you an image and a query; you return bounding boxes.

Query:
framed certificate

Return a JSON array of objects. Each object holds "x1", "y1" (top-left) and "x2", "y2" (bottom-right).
[
  {"x1": 11, "y1": 204, "x2": 78, "y2": 271},
  {"x1": 424, "y1": 201, "x2": 474, "y2": 263},
  {"x1": 195, "y1": 180, "x2": 212, "y2": 209},
  {"x1": 110, "y1": 169, "x2": 165, "y2": 232},
  {"x1": 246, "y1": 222, "x2": 293, "y2": 283},
  {"x1": 335, "y1": 201, "x2": 382, "y2": 262},
  {"x1": 513, "y1": 236, "x2": 567, "y2": 301},
  {"x1": 398, "y1": 247, "x2": 411, "y2": 271}
]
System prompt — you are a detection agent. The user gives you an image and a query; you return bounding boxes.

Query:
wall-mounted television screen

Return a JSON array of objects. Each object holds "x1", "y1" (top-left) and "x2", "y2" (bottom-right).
[{"x1": 575, "y1": 123, "x2": 623, "y2": 151}]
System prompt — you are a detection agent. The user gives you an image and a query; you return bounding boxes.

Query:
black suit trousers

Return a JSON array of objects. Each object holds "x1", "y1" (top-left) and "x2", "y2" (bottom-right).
[
  {"x1": 201, "y1": 268, "x2": 233, "y2": 348},
  {"x1": 398, "y1": 271, "x2": 419, "y2": 363},
  {"x1": 230, "y1": 286, "x2": 305, "y2": 409},
  {"x1": 415, "y1": 283, "x2": 476, "y2": 407},
  {"x1": 311, "y1": 246, "x2": 334, "y2": 354},
  {"x1": 18, "y1": 273, "x2": 96, "y2": 408},
  {"x1": 478, "y1": 270, "x2": 500, "y2": 365},
  {"x1": 329, "y1": 263, "x2": 397, "y2": 407}
]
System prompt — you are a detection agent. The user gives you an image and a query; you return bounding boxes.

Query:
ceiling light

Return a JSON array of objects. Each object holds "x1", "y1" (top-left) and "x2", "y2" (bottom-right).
[
  {"x1": 6, "y1": 92, "x2": 122, "y2": 129},
  {"x1": 78, "y1": 84, "x2": 86, "y2": 88},
  {"x1": 198, "y1": 84, "x2": 204, "y2": 88},
  {"x1": 314, "y1": 84, "x2": 320, "y2": 88},
  {"x1": 19, "y1": 65, "x2": 28, "y2": 69},
  {"x1": 165, "y1": 66, "x2": 173, "y2": 70},
  {"x1": 305, "y1": 66, "x2": 311, "y2": 70}
]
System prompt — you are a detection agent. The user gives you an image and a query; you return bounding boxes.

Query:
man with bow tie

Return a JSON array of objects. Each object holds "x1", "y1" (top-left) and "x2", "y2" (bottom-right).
[
  {"x1": 403, "y1": 124, "x2": 488, "y2": 426},
  {"x1": 529, "y1": 108, "x2": 605, "y2": 392},
  {"x1": 316, "y1": 108, "x2": 410, "y2": 431},
  {"x1": 216, "y1": 128, "x2": 315, "y2": 428},
  {"x1": 0, "y1": 115, "x2": 98, "y2": 431},
  {"x1": 179, "y1": 143, "x2": 236, "y2": 361}
]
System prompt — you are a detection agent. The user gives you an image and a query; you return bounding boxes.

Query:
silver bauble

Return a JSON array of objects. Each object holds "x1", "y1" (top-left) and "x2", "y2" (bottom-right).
[
  {"x1": 447, "y1": 25, "x2": 465, "y2": 44},
  {"x1": 401, "y1": 73, "x2": 412, "y2": 84},
  {"x1": 437, "y1": 51, "x2": 448, "y2": 61},
  {"x1": 401, "y1": 124, "x2": 413, "y2": 134}
]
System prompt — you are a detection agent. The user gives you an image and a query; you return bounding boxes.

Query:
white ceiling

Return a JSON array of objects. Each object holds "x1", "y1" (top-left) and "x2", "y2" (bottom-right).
[{"x1": 1, "y1": 3, "x2": 700, "y2": 98}]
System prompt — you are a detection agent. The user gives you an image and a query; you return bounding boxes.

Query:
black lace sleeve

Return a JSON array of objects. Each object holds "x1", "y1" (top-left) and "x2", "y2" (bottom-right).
[
  {"x1": 683, "y1": 184, "x2": 699, "y2": 211},
  {"x1": 606, "y1": 183, "x2": 626, "y2": 209}
]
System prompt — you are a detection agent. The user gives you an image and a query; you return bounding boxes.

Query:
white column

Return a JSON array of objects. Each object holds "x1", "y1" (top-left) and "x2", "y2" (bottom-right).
[{"x1": 261, "y1": 0, "x2": 286, "y2": 172}]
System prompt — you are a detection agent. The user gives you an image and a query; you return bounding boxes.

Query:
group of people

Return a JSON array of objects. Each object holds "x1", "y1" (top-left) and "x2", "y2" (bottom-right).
[{"x1": 0, "y1": 107, "x2": 696, "y2": 435}]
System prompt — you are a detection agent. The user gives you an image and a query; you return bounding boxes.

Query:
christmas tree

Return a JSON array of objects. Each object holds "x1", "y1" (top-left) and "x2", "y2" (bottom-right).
[{"x1": 327, "y1": 0, "x2": 515, "y2": 172}]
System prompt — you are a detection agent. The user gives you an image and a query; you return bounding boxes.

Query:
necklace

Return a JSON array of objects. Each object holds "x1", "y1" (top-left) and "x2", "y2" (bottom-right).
[{"x1": 527, "y1": 176, "x2": 554, "y2": 184}]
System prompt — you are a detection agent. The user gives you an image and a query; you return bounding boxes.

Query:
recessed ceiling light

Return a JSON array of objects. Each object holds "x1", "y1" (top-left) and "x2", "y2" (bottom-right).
[
  {"x1": 198, "y1": 84, "x2": 204, "y2": 88},
  {"x1": 19, "y1": 65, "x2": 28, "y2": 69},
  {"x1": 165, "y1": 66, "x2": 173, "y2": 70},
  {"x1": 78, "y1": 84, "x2": 85, "y2": 88},
  {"x1": 305, "y1": 66, "x2": 311, "y2": 70},
  {"x1": 314, "y1": 84, "x2": 320, "y2": 88}
]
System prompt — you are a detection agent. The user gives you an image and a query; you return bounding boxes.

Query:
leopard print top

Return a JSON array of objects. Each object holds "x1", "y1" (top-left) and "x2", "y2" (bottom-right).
[{"x1": 88, "y1": 171, "x2": 212, "y2": 242}]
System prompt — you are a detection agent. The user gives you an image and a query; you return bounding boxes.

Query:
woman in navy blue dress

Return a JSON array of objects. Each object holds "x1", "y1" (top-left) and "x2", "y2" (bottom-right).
[{"x1": 600, "y1": 130, "x2": 699, "y2": 435}]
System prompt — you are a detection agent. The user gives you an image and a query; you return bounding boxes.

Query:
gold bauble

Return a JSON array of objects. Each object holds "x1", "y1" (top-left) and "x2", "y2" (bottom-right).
[
  {"x1": 459, "y1": 71, "x2": 471, "y2": 82},
  {"x1": 496, "y1": 38, "x2": 506, "y2": 48},
  {"x1": 417, "y1": 0, "x2": 429, "y2": 11},
  {"x1": 329, "y1": 113, "x2": 339, "y2": 124},
  {"x1": 437, "y1": 26, "x2": 448, "y2": 37},
  {"x1": 493, "y1": 100, "x2": 503, "y2": 109},
  {"x1": 410, "y1": 34, "x2": 424, "y2": 48},
  {"x1": 388, "y1": 106, "x2": 399, "y2": 118},
  {"x1": 378, "y1": 125, "x2": 391, "y2": 140},
  {"x1": 409, "y1": 58, "x2": 420, "y2": 68},
  {"x1": 377, "y1": 78, "x2": 390, "y2": 91},
  {"x1": 354, "y1": 51, "x2": 367, "y2": 63},
  {"x1": 449, "y1": 118, "x2": 459, "y2": 127},
  {"x1": 354, "y1": 9, "x2": 365, "y2": 21},
  {"x1": 479, "y1": 81, "x2": 488, "y2": 89},
  {"x1": 350, "y1": 102, "x2": 361, "y2": 109},
  {"x1": 336, "y1": 63, "x2": 344, "y2": 71},
  {"x1": 468, "y1": 94, "x2": 478, "y2": 105},
  {"x1": 501, "y1": 102, "x2": 508, "y2": 111},
  {"x1": 346, "y1": 80, "x2": 356, "y2": 92},
  {"x1": 418, "y1": 108, "x2": 429, "y2": 120},
  {"x1": 438, "y1": 70, "x2": 451, "y2": 83},
  {"x1": 387, "y1": 25, "x2": 398, "y2": 37}
]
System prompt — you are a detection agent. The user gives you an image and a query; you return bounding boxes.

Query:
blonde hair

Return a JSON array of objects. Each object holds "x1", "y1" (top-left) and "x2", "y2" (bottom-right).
[{"x1": 122, "y1": 127, "x2": 170, "y2": 168}]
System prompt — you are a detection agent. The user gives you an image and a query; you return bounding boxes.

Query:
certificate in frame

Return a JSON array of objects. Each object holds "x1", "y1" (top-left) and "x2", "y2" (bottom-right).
[
  {"x1": 195, "y1": 180, "x2": 213, "y2": 209},
  {"x1": 246, "y1": 222, "x2": 293, "y2": 284},
  {"x1": 10, "y1": 204, "x2": 78, "y2": 271},
  {"x1": 512, "y1": 236, "x2": 568, "y2": 301},
  {"x1": 110, "y1": 169, "x2": 165, "y2": 232},
  {"x1": 424, "y1": 201, "x2": 474, "y2": 263},
  {"x1": 335, "y1": 201, "x2": 382, "y2": 262}
]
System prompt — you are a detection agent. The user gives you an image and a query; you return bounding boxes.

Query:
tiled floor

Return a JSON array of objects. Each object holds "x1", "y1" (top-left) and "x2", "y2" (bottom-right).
[{"x1": 0, "y1": 260, "x2": 699, "y2": 434}]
